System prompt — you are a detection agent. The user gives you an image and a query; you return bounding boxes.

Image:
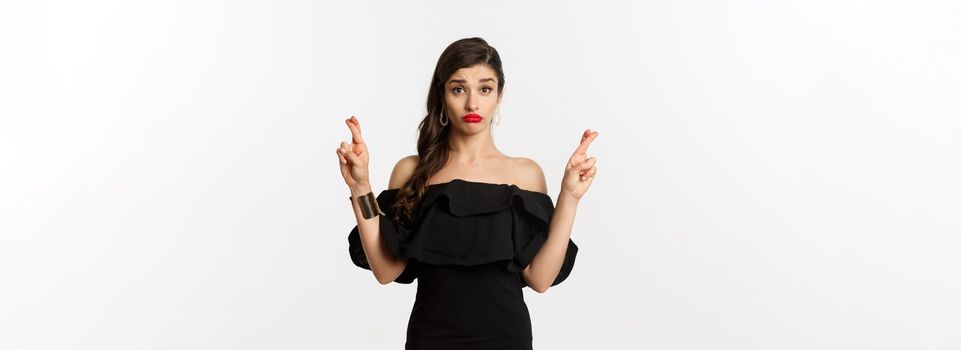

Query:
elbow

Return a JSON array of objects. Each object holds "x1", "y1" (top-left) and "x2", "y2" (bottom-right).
[
  {"x1": 373, "y1": 265, "x2": 403, "y2": 285},
  {"x1": 522, "y1": 270, "x2": 552, "y2": 293},
  {"x1": 370, "y1": 269, "x2": 391, "y2": 285},
  {"x1": 529, "y1": 283, "x2": 550, "y2": 294},
  {"x1": 374, "y1": 271, "x2": 395, "y2": 285}
]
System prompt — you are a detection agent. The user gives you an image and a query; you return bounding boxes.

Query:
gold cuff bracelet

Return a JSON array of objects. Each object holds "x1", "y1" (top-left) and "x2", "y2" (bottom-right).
[{"x1": 350, "y1": 191, "x2": 384, "y2": 220}]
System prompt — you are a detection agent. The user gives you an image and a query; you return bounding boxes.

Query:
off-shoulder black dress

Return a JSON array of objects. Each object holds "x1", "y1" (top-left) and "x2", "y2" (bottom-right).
[{"x1": 347, "y1": 179, "x2": 578, "y2": 350}]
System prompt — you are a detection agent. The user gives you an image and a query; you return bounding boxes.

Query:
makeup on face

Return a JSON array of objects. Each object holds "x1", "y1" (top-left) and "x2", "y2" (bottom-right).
[{"x1": 463, "y1": 113, "x2": 483, "y2": 123}]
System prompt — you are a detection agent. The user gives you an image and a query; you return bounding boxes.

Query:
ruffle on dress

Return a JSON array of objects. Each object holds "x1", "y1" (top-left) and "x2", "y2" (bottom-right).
[{"x1": 348, "y1": 179, "x2": 578, "y2": 287}]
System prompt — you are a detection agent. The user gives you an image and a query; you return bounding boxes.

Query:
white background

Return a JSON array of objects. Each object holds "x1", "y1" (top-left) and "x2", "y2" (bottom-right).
[{"x1": 2, "y1": 0, "x2": 959, "y2": 349}]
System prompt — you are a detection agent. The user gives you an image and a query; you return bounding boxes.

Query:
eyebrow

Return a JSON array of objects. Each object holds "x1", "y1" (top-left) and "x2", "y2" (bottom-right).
[{"x1": 447, "y1": 78, "x2": 497, "y2": 85}]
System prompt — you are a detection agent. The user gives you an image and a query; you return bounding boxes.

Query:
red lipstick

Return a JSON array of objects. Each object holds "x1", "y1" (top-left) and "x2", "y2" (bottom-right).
[{"x1": 463, "y1": 113, "x2": 483, "y2": 123}]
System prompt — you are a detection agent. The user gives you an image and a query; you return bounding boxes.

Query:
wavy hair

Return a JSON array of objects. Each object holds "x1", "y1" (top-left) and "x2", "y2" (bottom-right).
[{"x1": 389, "y1": 37, "x2": 506, "y2": 223}]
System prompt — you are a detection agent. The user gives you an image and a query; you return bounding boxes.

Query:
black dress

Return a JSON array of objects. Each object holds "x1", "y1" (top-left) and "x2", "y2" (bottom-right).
[{"x1": 347, "y1": 179, "x2": 579, "y2": 350}]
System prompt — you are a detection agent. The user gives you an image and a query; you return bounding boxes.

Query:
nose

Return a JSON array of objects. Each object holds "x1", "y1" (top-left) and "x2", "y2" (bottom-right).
[{"x1": 466, "y1": 91, "x2": 479, "y2": 112}]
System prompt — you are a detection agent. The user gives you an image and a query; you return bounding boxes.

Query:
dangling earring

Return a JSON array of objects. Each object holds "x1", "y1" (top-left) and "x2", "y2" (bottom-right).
[{"x1": 439, "y1": 110, "x2": 448, "y2": 126}]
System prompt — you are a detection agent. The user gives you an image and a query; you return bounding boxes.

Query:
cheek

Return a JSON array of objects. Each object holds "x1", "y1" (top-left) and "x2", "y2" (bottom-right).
[
  {"x1": 443, "y1": 93, "x2": 458, "y2": 106},
  {"x1": 483, "y1": 95, "x2": 499, "y2": 107}
]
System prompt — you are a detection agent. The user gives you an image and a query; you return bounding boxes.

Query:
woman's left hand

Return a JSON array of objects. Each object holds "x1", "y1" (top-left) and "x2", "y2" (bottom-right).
[{"x1": 560, "y1": 129, "x2": 599, "y2": 202}]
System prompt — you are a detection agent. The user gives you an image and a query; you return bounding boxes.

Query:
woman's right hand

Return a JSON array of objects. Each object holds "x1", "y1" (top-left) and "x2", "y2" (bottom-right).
[{"x1": 336, "y1": 116, "x2": 370, "y2": 189}]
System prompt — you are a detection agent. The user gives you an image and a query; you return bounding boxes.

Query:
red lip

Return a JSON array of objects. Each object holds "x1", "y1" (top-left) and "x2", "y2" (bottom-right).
[{"x1": 463, "y1": 113, "x2": 483, "y2": 123}]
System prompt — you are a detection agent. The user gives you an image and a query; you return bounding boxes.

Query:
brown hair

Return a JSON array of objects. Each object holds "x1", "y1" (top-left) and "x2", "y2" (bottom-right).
[{"x1": 389, "y1": 37, "x2": 506, "y2": 223}]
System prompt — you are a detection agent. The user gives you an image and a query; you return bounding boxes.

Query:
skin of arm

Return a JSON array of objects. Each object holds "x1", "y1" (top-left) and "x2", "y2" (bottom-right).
[
  {"x1": 351, "y1": 155, "x2": 418, "y2": 285},
  {"x1": 519, "y1": 158, "x2": 579, "y2": 293}
]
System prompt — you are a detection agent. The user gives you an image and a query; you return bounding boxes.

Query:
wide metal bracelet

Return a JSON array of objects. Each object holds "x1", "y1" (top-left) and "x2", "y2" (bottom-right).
[{"x1": 351, "y1": 191, "x2": 384, "y2": 220}]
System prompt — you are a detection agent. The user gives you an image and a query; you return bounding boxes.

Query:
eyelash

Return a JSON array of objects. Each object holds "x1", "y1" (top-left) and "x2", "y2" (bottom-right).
[{"x1": 452, "y1": 86, "x2": 493, "y2": 94}]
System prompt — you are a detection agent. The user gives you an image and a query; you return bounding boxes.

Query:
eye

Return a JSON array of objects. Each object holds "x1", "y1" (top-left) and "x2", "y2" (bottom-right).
[
  {"x1": 482, "y1": 86, "x2": 493, "y2": 93},
  {"x1": 452, "y1": 87, "x2": 464, "y2": 94}
]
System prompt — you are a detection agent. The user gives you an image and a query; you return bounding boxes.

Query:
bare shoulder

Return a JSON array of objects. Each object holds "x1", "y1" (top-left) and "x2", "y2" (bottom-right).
[
  {"x1": 510, "y1": 157, "x2": 548, "y2": 195},
  {"x1": 388, "y1": 155, "x2": 419, "y2": 190}
]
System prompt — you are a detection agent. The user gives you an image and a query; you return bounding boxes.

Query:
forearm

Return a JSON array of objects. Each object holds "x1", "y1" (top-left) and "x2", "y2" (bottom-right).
[
  {"x1": 523, "y1": 191, "x2": 578, "y2": 292},
  {"x1": 350, "y1": 182, "x2": 405, "y2": 284}
]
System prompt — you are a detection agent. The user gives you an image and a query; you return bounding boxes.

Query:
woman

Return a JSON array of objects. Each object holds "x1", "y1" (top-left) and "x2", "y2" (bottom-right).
[{"x1": 336, "y1": 37, "x2": 598, "y2": 349}]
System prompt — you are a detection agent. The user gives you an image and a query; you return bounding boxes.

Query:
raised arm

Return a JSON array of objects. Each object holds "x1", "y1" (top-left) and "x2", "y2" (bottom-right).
[
  {"x1": 337, "y1": 116, "x2": 413, "y2": 284},
  {"x1": 521, "y1": 129, "x2": 598, "y2": 292}
]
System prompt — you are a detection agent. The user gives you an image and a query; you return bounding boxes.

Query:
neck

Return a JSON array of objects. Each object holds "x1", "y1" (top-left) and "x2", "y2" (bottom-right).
[{"x1": 447, "y1": 129, "x2": 501, "y2": 164}]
